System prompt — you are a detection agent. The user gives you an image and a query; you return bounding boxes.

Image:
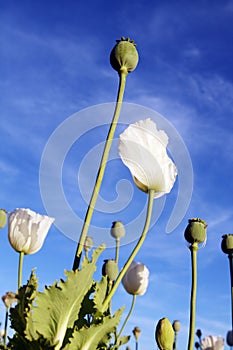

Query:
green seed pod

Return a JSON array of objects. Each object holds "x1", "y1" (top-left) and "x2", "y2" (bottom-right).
[
  {"x1": 221, "y1": 234, "x2": 233, "y2": 255},
  {"x1": 155, "y1": 317, "x2": 175, "y2": 350},
  {"x1": 110, "y1": 37, "x2": 139, "y2": 74},
  {"x1": 184, "y1": 218, "x2": 207, "y2": 244},
  {"x1": 102, "y1": 259, "x2": 118, "y2": 281},
  {"x1": 110, "y1": 221, "x2": 125, "y2": 239},
  {"x1": 172, "y1": 320, "x2": 181, "y2": 332},
  {"x1": 0, "y1": 209, "x2": 7, "y2": 229}
]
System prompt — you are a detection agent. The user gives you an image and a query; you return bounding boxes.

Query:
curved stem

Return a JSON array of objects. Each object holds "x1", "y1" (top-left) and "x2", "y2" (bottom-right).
[
  {"x1": 73, "y1": 71, "x2": 128, "y2": 271},
  {"x1": 187, "y1": 242, "x2": 198, "y2": 350},
  {"x1": 18, "y1": 251, "x2": 24, "y2": 289},
  {"x1": 101, "y1": 189, "x2": 154, "y2": 312},
  {"x1": 117, "y1": 294, "x2": 136, "y2": 342},
  {"x1": 228, "y1": 254, "x2": 233, "y2": 330},
  {"x1": 3, "y1": 307, "x2": 8, "y2": 348},
  {"x1": 115, "y1": 238, "x2": 120, "y2": 264}
]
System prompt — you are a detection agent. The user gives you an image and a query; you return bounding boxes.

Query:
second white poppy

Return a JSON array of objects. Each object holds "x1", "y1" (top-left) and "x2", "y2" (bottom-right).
[{"x1": 118, "y1": 118, "x2": 177, "y2": 198}]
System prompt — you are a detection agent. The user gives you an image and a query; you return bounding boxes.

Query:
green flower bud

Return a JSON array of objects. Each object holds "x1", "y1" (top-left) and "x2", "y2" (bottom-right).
[
  {"x1": 110, "y1": 37, "x2": 139, "y2": 74},
  {"x1": 110, "y1": 221, "x2": 125, "y2": 240},
  {"x1": 184, "y1": 218, "x2": 207, "y2": 244},
  {"x1": 155, "y1": 317, "x2": 174, "y2": 350},
  {"x1": 102, "y1": 259, "x2": 118, "y2": 281},
  {"x1": 172, "y1": 320, "x2": 181, "y2": 332},
  {"x1": 221, "y1": 234, "x2": 233, "y2": 255},
  {"x1": 132, "y1": 326, "x2": 141, "y2": 340},
  {"x1": 0, "y1": 209, "x2": 7, "y2": 229}
]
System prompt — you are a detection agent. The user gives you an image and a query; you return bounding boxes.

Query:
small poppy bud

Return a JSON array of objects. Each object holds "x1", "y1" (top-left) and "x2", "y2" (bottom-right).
[
  {"x1": 0, "y1": 209, "x2": 7, "y2": 229},
  {"x1": 133, "y1": 326, "x2": 141, "y2": 340},
  {"x1": 184, "y1": 218, "x2": 207, "y2": 244},
  {"x1": 155, "y1": 317, "x2": 174, "y2": 350},
  {"x1": 84, "y1": 236, "x2": 94, "y2": 253},
  {"x1": 110, "y1": 221, "x2": 125, "y2": 240},
  {"x1": 172, "y1": 320, "x2": 180, "y2": 332},
  {"x1": 110, "y1": 37, "x2": 139, "y2": 75},
  {"x1": 196, "y1": 329, "x2": 202, "y2": 339},
  {"x1": 221, "y1": 234, "x2": 233, "y2": 255},
  {"x1": 102, "y1": 259, "x2": 118, "y2": 281},
  {"x1": 2, "y1": 291, "x2": 17, "y2": 308}
]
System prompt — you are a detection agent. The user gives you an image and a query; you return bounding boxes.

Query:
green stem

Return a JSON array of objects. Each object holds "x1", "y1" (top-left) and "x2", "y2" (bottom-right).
[
  {"x1": 18, "y1": 251, "x2": 24, "y2": 289},
  {"x1": 73, "y1": 70, "x2": 128, "y2": 271},
  {"x1": 3, "y1": 307, "x2": 8, "y2": 348},
  {"x1": 117, "y1": 294, "x2": 136, "y2": 342},
  {"x1": 228, "y1": 254, "x2": 233, "y2": 330},
  {"x1": 101, "y1": 189, "x2": 154, "y2": 312},
  {"x1": 115, "y1": 238, "x2": 120, "y2": 264},
  {"x1": 187, "y1": 242, "x2": 198, "y2": 350}
]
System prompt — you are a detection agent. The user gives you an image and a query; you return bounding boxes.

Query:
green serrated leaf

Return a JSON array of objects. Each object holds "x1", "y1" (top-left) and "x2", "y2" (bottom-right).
[
  {"x1": 10, "y1": 269, "x2": 38, "y2": 335},
  {"x1": 93, "y1": 276, "x2": 108, "y2": 313},
  {"x1": 27, "y1": 245, "x2": 105, "y2": 350},
  {"x1": 118, "y1": 335, "x2": 130, "y2": 346},
  {"x1": 62, "y1": 308, "x2": 124, "y2": 350}
]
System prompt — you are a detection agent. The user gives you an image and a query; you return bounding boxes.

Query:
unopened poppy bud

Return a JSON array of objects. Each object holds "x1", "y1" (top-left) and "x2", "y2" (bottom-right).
[
  {"x1": 221, "y1": 234, "x2": 233, "y2": 255},
  {"x1": 133, "y1": 326, "x2": 141, "y2": 340},
  {"x1": 172, "y1": 320, "x2": 180, "y2": 332},
  {"x1": 2, "y1": 291, "x2": 17, "y2": 308},
  {"x1": 84, "y1": 236, "x2": 94, "y2": 253},
  {"x1": 184, "y1": 218, "x2": 207, "y2": 244},
  {"x1": 226, "y1": 330, "x2": 233, "y2": 346},
  {"x1": 110, "y1": 221, "x2": 125, "y2": 240},
  {"x1": 110, "y1": 37, "x2": 139, "y2": 75},
  {"x1": 155, "y1": 317, "x2": 174, "y2": 350},
  {"x1": 196, "y1": 329, "x2": 202, "y2": 339},
  {"x1": 102, "y1": 259, "x2": 118, "y2": 281},
  {"x1": 0, "y1": 209, "x2": 7, "y2": 229}
]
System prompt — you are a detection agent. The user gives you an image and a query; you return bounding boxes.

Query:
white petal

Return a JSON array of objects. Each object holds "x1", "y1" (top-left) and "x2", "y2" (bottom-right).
[
  {"x1": 119, "y1": 118, "x2": 177, "y2": 198},
  {"x1": 8, "y1": 208, "x2": 54, "y2": 254}
]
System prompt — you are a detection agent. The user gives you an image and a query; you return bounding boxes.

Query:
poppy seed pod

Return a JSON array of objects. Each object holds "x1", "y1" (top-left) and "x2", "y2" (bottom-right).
[
  {"x1": 184, "y1": 218, "x2": 207, "y2": 244},
  {"x1": 0, "y1": 209, "x2": 7, "y2": 229},
  {"x1": 110, "y1": 221, "x2": 125, "y2": 240},
  {"x1": 155, "y1": 317, "x2": 175, "y2": 350},
  {"x1": 102, "y1": 259, "x2": 119, "y2": 281},
  {"x1": 172, "y1": 320, "x2": 180, "y2": 332},
  {"x1": 221, "y1": 234, "x2": 233, "y2": 255},
  {"x1": 110, "y1": 37, "x2": 139, "y2": 74}
]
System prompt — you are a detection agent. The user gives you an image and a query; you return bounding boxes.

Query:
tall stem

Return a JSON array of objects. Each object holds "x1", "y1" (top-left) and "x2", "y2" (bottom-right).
[
  {"x1": 115, "y1": 238, "x2": 120, "y2": 264},
  {"x1": 117, "y1": 294, "x2": 136, "y2": 342},
  {"x1": 187, "y1": 242, "x2": 198, "y2": 350},
  {"x1": 101, "y1": 189, "x2": 154, "y2": 312},
  {"x1": 3, "y1": 307, "x2": 8, "y2": 348},
  {"x1": 228, "y1": 254, "x2": 233, "y2": 330},
  {"x1": 18, "y1": 251, "x2": 24, "y2": 289},
  {"x1": 73, "y1": 70, "x2": 128, "y2": 271}
]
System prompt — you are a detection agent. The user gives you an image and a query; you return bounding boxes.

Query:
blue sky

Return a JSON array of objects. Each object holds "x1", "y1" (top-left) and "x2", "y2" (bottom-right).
[{"x1": 1, "y1": 0, "x2": 233, "y2": 349}]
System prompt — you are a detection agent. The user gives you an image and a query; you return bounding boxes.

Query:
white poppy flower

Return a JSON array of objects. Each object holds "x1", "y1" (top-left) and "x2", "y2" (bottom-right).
[
  {"x1": 201, "y1": 335, "x2": 224, "y2": 350},
  {"x1": 122, "y1": 261, "x2": 149, "y2": 295},
  {"x1": 118, "y1": 118, "x2": 177, "y2": 198},
  {"x1": 8, "y1": 208, "x2": 54, "y2": 255}
]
